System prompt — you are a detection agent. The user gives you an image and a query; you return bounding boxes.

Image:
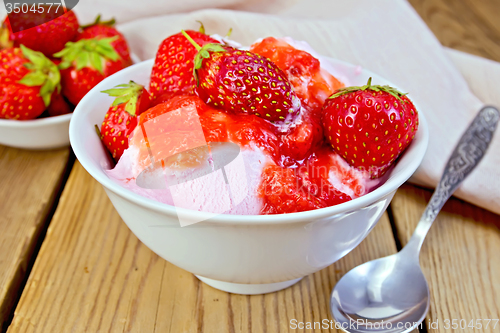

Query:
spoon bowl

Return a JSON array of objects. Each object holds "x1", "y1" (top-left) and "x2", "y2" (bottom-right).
[{"x1": 331, "y1": 250, "x2": 429, "y2": 332}]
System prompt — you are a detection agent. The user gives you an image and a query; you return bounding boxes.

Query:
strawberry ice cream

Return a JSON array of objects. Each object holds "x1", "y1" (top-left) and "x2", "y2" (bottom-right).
[{"x1": 104, "y1": 36, "x2": 385, "y2": 216}]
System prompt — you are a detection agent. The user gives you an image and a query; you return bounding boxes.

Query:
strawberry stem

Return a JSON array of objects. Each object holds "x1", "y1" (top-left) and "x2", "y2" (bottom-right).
[
  {"x1": 81, "y1": 14, "x2": 116, "y2": 29},
  {"x1": 196, "y1": 21, "x2": 206, "y2": 34},
  {"x1": 181, "y1": 30, "x2": 201, "y2": 51},
  {"x1": 182, "y1": 30, "x2": 227, "y2": 86},
  {"x1": 101, "y1": 80, "x2": 143, "y2": 116},
  {"x1": 54, "y1": 37, "x2": 120, "y2": 74},
  {"x1": 95, "y1": 124, "x2": 117, "y2": 165},
  {"x1": 95, "y1": 124, "x2": 103, "y2": 139},
  {"x1": 329, "y1": 77, "x2": 407, "y2": 102}
]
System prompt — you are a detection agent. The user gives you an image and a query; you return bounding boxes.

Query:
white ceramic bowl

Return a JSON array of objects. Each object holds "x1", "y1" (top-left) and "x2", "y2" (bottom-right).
[
  {"x1": 70, "y1": 58, "x2": 429, "y2": 295},
  {"x1": 0, "y1": 113, "x2": 72, "y2": 149}
]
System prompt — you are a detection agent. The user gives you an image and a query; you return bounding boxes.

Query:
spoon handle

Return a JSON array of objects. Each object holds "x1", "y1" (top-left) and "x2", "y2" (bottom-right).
[{"x1": 406, "y1": 106, "x2": 500, "y2": 254}]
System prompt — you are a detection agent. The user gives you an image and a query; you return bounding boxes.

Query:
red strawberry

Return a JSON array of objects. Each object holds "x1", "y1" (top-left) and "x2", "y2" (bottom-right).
[
  {"x1": 3, "y1": 7, "x2": 79, "y2": 57},
  {"x1": 259, "y1": 149, "x2": 352, "y2": 214},
  {"x1": 259, "y1": 165, "x2": 325, "y2": 214},
  {"x1": 278, "y1": 114, "x2": 323, "y2": 167},
  {"x1": 182, "y1": 31, "x2": 301, "y2": 122},
  {"x1": 322, "y1": 78, "x2": 419, "y2": 178},
  {"x1": 0, "y1": 46, "x2": 60, "y2": 120},
  {"x1": 78, "y1": 15, "x2": 132, "y2": 67},
  {"x1": 99, "y1": 81, "x2": 151, "y2": 160},
  {"x1": 47, "y1": 91, "x2": 72, "y2": 116},
  {"x1": 149, "y1": 26, "x2": 219, "y2": 103},
  {"x1": 296, "y1": 149, "x2": 353, "y2": 206},
  {"x1": 54, "y1": 34, "x2": 129, "y2": 105}
]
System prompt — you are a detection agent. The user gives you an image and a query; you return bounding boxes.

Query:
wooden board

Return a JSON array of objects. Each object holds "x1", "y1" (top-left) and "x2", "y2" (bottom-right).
[
  {"x1": 0, "y1": 146, "x2": 70, "y2": 332},
  {"x1": 409, "y1": 0, "x2": 500, "y2": 62},
  {"x1": 391, "y1": 185, "x2": 500, "y2": 333},
  {"x1": 7, "y1": 162, "x2": 398, "y2": 333}
]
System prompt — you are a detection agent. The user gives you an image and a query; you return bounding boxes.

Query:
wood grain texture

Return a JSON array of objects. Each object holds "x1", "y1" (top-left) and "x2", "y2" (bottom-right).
[
  {"x1": 408, "y1": 0, "x2": 500, "y2": 62},
  {"x1": 7, "y1": 162, "x2": 398, "y2": 333},
  {"x1": 0, "y1": 146, "x2": 70, "y2": 332},
  {"x1": 391, "y1": 185, "x2": 500, "y2": 333}
]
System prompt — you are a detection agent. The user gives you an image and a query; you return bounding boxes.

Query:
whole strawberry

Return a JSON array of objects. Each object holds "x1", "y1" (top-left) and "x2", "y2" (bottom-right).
[
  {"x1": 99, "y1": 81, "x2": 151, "y2": 160},
  {"x1": 149, "y1": 25, "x2": 219, "y2": 104},
  {"x1": 3, "y1": 7, "x2": 79, "y2": 57},
  {"x1": 0, "y1": 46, "x2": 60, "y2": 120},
  {"x1": 182, "y1": 31, "x2": 301, "y2": 122},
  {"x1": 323, "y1": 78, "x2": 419, "y2": 178},
  {"x1": 78, "y1": 15, "x2": 132, "y2": 67},
  {"x1": 55, "y1": 31, "x2": 128, "y2": 105}
]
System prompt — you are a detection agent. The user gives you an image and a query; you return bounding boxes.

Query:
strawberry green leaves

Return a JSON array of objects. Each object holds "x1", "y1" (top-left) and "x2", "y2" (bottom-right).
[
  {"x1": 101, "y1": 81, "x2": 144, "y2": 116},
  {"x1": 81, "y1": 14, "x2": 116, "y2": 29},
  {"x1": 181, "y1": 30, "x2": 226, "y2": 85},
  {"x1": 54, "y1": 37, "x2": 120, "y2": 74},
  {"x1": 329, "y1": 77, "x2": 408, "y2": 103},
  {"x1": 18, "y1": 45, "x2": 61, "y2": 107}
]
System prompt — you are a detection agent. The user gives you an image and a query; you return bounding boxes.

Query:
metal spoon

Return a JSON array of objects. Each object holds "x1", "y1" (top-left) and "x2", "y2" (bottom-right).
[{"x1": 330, "y1": 106, "x2": 500, "y2": 333}]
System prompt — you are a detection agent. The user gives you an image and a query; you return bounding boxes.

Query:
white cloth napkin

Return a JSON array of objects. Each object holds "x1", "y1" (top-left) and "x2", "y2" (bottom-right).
[{"x1": 2, "y1": 0, "x2": 498, "y2": 214}]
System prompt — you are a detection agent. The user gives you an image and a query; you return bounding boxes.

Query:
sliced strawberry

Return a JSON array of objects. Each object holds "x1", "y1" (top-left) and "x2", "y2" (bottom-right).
[
  {"x1": 0, "y1": 46, "x2": 60, "y2": 120},
  {"x1": 296, "y1": 149, "x2": 353, "y2": 206},
  {"x1": 278, "y1": 114, "x2": 324, "y2": 167},
  {"x1": 99, "y1": 81, "x2": 150, "y2": 160},
  {"x1": 258, "y1": 149, "x2": 352, "y2": 214},
  {"x1": 182, "y1": 31, "x2": 301, "y2": 123},
  {"x1": 323, "y1": 78, "x2": 419, "y2": 178},
  {"x1": 258, "y1": 165, "x2": 326, "y2": 214},
  {"x1": 149, "y1": 26, "x2": 219, "y2": 103}
]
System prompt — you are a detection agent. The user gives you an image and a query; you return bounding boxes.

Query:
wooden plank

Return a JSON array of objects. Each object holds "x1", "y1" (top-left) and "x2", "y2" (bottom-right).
[
  {"x1": 7, "y1": 162, "x2": 398, "y2": 333},
  {"x1": 0, "y1": 146, "x2": 70, "y2": 332},
  {"x1": 409, "y1": 0, "x2": 500, "y2": 62},
  {"x1": 391, "y1": 185, "x2": 500, "y2": 333}
]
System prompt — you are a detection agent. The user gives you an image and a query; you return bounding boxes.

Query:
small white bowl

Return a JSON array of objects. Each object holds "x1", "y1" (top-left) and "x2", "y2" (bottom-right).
[
  {"x1": 0, "y1": 114, "x2": 72, "y2": 150},
  {"x1": 70, "y1": 58, "x2": 429, "y2": 295}
]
